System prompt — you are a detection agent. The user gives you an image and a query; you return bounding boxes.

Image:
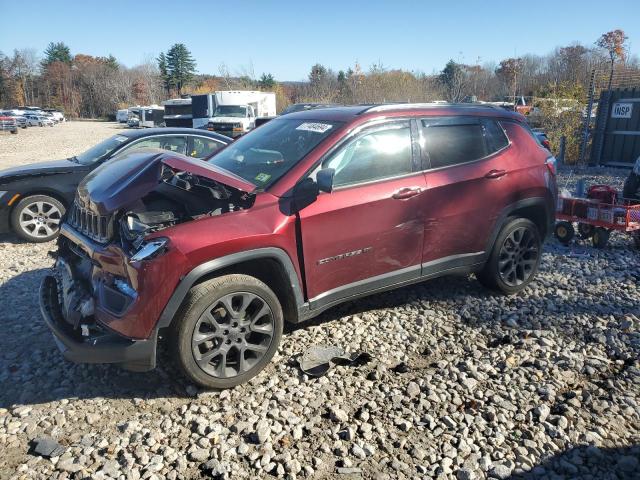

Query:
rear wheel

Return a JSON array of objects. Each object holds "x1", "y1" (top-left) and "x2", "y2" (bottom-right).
[
  {"x1": 11, "y1": 195, "x2": 65, "y2": 242},
  {"x1": 578, "y1": 222, "x2": 595, "y2": 239},
  {"x1": 478, "y1": 217, "x2": 542, "y2": 294},
  {"x1": 171, "y1": 274, "x2": 283, "y2": 389}
]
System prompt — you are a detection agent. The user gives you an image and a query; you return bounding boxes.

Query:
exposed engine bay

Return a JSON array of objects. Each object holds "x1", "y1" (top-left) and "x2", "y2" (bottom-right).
[{"x1": 119, "y1": 165, "x2": 255, "y2": 246}]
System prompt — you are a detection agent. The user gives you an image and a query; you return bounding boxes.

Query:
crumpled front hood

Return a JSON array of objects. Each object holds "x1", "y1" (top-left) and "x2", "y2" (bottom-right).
[
  {"x1": 77, "y1": 149, "x2": 256, "y2": 215},
  {"x1": 0, "y1": 159, "x2": 84, "y2": 183}
]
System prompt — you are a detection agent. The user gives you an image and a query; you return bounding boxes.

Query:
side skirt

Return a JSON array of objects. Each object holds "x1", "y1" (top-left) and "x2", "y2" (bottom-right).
[{"x1": 298, "y1": 252, "x2": 484, "y2": 322}]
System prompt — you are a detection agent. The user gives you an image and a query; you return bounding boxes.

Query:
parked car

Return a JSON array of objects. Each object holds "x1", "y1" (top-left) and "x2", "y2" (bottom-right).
[
  {"x1": 0, "y1": 128, "x2": 232, "y2": 242},
  {"x1": 0, "y1": 111, "x2": 27, "y2": 128},
  {"x1": 532, "y1": 129, "x2": 551, "y2": 151},
  {"x1": 0, "y1": 116, "x2": 18, "y2": 134},
  {"x1": 43, "y1": 109, "x2": 65, "y2": 123},
  {"x1": 24, "y1": 114, "x2": 53, "y2": 127},
  {"x1": 41, "y1": 112, "x2": 59, "y2": 124},
  {"x1": 40, "y1": 104, "x2": 557, "y2": 388}
]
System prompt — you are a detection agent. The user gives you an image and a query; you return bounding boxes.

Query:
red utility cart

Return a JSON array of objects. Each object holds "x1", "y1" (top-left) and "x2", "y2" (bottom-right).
[{"x1": 555, "y1": 190, "x2": 640, "y2": 248}]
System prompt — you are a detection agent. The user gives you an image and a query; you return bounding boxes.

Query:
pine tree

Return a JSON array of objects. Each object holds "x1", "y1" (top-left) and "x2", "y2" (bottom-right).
[
  {"x1": 157, "y1": 52, "x2": 170, "y2": 94},
  {"x1": 164, "y1": 44, "x2": 196, "y2": 95},
  {"x1": 41, "y1": 42, "x2": 72, "y2": 68},
  {"x1": 258, "y1": 73, "x2": 275, "y2": 89}
]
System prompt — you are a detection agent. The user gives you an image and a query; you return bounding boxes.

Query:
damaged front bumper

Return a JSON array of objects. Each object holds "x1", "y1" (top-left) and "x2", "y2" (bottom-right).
[{"x1": 39, "y1": 274, "x2": 157, "y2": 372}]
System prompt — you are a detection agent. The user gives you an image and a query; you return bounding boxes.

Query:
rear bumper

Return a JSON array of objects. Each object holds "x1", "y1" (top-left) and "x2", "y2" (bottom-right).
[{"x1": 40, "y1": 275, "x2": 157, "y2": 371}]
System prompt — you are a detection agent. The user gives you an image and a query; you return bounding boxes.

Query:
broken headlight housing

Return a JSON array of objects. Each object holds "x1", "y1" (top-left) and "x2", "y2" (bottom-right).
[{"x1": 130, "y1": 238, "x2": 169, "y2": 263}]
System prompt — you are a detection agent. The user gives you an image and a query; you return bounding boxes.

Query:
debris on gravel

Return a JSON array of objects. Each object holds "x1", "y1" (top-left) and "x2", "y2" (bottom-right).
[{"x1": 0, "y1": 131, "x2": 638, "y2": 480}]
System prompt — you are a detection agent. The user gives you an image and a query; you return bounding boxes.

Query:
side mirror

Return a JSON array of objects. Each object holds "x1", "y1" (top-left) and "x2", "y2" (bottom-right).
[
  {"x1": 292, "y1": 177, "x2": 319, "y2": 213},
  {"x1": 316, "y1": 168, "x2": 335, "y2": 193}
]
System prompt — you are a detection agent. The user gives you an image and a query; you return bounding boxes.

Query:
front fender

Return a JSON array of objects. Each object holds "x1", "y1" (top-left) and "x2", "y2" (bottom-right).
[{"x1": 156, "y1": 247, "x2": 304, "y2": 329}]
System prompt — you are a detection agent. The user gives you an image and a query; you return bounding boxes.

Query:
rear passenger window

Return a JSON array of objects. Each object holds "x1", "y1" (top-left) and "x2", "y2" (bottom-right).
[
  {"x1": 482, "y1": 119, "x2": 509, "y2": 152},
  {"x1": 421, "y1": 117, "x2": 510, "y2": 169},
  {"x1": 421, "y1": 119, "x2": 487, "y2": 169}
]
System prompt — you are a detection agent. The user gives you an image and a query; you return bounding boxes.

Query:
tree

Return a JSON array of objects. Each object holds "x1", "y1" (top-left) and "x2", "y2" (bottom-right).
[
  {"x1": 156, "y1": 52, "x2": 170, "y2": 94},
  {"x1": 105, "y1": 54, "x2": 119, "y2": 70},
  {"x1": 439, "y1": 60, "x2": 467, "y2": 102},
  {"x1": 164, "y1": 43, "x2": 197, "y2": 95},
  {"x1": 495, "y1": 58, "x2": 524, "y2": 103},
  {"x1": 258, "y1": 73, "x2": 275, "y2": 89},
  {"x1": 309, "y1": 63, "x2": 328, "y2": 85},
  {"x1": 41, "y1": 42, "x2": 72, "y2": 68},
  {"x1": 596, "y1": 29, "x2": 628, "y2": 89}
]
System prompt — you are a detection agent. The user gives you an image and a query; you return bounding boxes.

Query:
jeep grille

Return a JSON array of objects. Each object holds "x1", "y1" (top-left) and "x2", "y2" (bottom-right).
[{"x1": 67, "y1": 202, "x2": 113, "y2": 243}]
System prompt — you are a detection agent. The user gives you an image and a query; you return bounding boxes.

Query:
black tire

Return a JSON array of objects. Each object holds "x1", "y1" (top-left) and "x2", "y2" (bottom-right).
[
  {"x1": 577, "y1": 222, "x2": 595, "y2": 239},
  {"x1": 11, "y1": 195, "x2": 65, "y2": 242},
  {"x1": 170, "y1": 274, "x2": 283, "y2": 389},
  {"x1": 478, "y1": 217, "x2": 542, "y2": 295},
  {"x1": 554, "y1": 221, "x2": 575, "y2": 245},
  {"x1": 592, "y1": 228, "x2": 610, "y2": 249},
  {"x1": 10, "y1": 129, "x2": 18, "y2": 134}
]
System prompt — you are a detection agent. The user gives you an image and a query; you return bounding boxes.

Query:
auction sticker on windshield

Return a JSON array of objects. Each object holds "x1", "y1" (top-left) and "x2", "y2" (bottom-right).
[
  {"x1": 296, "y1": 122, "x2": 333, "y2": 133},
  {"x1": 255, "y1": 173, "x2": 272, "y2": 183}
]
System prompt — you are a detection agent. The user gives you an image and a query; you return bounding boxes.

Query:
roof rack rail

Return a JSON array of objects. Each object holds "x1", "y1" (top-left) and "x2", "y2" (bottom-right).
[{"x1": 360, "y1": 102, "x2": 507, "y2": 114}]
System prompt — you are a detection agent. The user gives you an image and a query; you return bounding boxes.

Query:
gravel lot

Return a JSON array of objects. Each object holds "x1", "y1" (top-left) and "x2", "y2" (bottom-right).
[
  {"x1": 0, "y1": 121, "x2": 125, "y2": 170},
  {"x1": 0, "y1": 123, "x2": 639, "y2": 479}
]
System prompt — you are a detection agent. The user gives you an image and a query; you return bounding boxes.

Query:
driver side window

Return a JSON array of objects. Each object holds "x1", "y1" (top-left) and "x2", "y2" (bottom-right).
[{"x1": 323, "y1": 122, "x2": 413, "y2": 187}]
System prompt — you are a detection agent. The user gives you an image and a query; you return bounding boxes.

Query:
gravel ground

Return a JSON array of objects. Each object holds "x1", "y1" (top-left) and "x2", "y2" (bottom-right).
[
  {"x1": 0, "y1": 121, "x2": 125, "y2": 170},
  {"x1": 0, "y1": 124, "x2": 638, "y2": 479}
]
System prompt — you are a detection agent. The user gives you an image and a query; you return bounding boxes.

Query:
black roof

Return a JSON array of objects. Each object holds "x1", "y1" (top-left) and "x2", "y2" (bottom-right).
[
  {"x1": 118, "y1": 127, "x2": 232, "y2": 143},
  {"x1": 281, "y1": 103, "x2": 524, "y2": 122}
]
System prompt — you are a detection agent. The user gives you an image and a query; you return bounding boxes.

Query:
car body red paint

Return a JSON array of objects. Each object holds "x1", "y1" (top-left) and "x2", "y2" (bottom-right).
[{"x1": 41, "y1": 104, "x2": 557, "y2": 377}]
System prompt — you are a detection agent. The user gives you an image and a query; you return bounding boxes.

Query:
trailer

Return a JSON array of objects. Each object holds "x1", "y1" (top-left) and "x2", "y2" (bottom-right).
[
  {"x1": 163, "y1": 98, "x2": 192, "y2": 128},
  {"x1": 128, "y1": 106, "x2": 165, "y2": 128},
  {"x1": 191, "y1": 94, "x2": 215, "y2": 129}
]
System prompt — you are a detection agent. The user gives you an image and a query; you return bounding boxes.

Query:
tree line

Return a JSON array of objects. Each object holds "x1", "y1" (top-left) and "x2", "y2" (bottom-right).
[{"x1": 0, "y1": 30, "x2": 635, "y2": 122}]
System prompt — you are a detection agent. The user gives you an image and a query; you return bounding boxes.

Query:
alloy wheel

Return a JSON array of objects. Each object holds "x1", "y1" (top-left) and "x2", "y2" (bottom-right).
[
  {"x1": 497, "y1": 226, "x2": 539, "y2": 287},
  {"x1": 191, "y1": 292, "x2": 275, "y2": 378},
  {"x1": 19, "y1": 201, "x2": 62, "y2": 239}
]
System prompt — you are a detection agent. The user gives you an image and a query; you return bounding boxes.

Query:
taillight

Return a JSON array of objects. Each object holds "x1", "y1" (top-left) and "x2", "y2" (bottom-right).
[
  {"x1": 542, "y1": 139, "x2": 551, "y2": 150},
  {"x1": 545, "y1": 156, "x2": 557, "y2": 176}
]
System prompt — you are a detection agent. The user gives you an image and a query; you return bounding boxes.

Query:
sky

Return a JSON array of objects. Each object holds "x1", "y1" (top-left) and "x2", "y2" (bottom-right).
[{"x1": 1, "y1": 0, "x2": 639, "y2": 81}]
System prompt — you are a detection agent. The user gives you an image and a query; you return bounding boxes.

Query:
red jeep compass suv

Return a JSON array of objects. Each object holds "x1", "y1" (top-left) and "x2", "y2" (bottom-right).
[{"x1": 40, "y1": 104, "x2": 557, "y2": 388}]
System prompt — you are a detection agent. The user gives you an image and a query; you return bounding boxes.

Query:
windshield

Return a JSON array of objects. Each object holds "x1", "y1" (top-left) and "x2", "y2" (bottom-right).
[
  {"x1": 75, "y1": 135, "x2": 129, "y2": 165},
  {"x1": 214, "y1": 105, "x2": 247, "y2": 118},
  {"x1": 208, "y1": 118, "x2": 342, "y2": 188}
]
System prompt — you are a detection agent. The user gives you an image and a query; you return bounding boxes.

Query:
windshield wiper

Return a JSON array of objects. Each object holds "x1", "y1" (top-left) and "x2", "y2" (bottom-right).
[{"x1": 68, "y1": 156, "x2": 79, "y2": 163}]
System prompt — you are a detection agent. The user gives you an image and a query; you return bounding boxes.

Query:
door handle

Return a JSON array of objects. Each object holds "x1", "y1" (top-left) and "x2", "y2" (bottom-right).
[
  {"x1": 392, "y1": 186, "x2": 423, "y2": 200},
  {"x1": 485, "y1": 169, "x2": 507, "y2": 179}
]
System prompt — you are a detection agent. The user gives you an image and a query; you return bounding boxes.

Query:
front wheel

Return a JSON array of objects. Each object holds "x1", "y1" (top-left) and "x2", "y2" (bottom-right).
[
  {"x1": 477, "y1": 217, "x2": 542, "y2": 294},
  {"x1": 11, "y1": 195, "x2": 65, "y2": 242},
  {"x1": 171, "y1": 274, "x2": 283, "y2": 389}
]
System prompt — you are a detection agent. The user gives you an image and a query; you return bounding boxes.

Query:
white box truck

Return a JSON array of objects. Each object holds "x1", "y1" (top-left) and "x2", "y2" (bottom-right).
[{"x1": 207, "y1": 91, "x2": 276, "y2": 137}]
